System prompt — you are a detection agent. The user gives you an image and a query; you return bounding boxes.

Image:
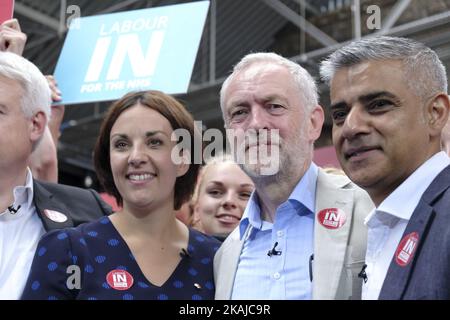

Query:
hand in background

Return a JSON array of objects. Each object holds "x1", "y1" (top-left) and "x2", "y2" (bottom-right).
[
  {"x1": 0, "y1": 19, "x2": 27, "y2": 55},
  {"x1": 46, "y1": 75, "x2": 65, "y2": 144}
]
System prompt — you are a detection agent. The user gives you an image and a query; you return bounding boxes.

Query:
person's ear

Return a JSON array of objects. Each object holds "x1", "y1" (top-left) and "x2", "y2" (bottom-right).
[
  {"x1": 426, "y1": 93, "x2": 450, "y2": 137},
  {"x1": 190, "y1": 202, "x2": 204, "y2": 230},
  {"x1": 176, "y1": 148, "x2": 190, "y2": 178},
  {"x1": 308, "y1": 105, "x2": 325, "y2": 142},
  {"x1": 29, "y1": 111, "x2": 47, "y2": 143}
]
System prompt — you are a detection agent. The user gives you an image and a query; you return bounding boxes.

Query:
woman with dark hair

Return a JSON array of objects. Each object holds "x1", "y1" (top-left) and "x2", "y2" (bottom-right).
[{"x1": 22, "y1": 91, "x2": 220, "y2": 300}]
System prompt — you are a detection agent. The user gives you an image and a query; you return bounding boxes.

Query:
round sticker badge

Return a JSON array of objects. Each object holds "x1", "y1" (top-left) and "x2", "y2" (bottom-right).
[
  {"x1": 106, "y1": 270, "x2": 134, "y2": 291},
  {"x1": 317, "y1": 208, "x2": 347, "y2": 230},
  {"x1": 395, "y1": 232, "x2": 419, "y2": 267},
  {"x1": 43, "y1": 209, "x2": 68, "y2": 223}
]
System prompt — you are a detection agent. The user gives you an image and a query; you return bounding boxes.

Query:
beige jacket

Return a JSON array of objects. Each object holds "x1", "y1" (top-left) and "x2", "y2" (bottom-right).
[{"x1": 214, "y1": 169, "x2": 374, "y2": 300}]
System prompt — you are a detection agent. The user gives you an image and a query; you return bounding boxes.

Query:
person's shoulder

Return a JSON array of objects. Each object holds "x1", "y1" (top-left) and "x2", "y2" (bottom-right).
[
  {"x1": 189, "y1": 228, "x2": 221, "y2": 252},
  {"x1": 35, "y1": 180, "x2": 95, "y2": 197},
  {"x1": 317, "y1": 168, "x2": 351, "y2": 188},
  {"x1": 221, "y1": 227, "x2": 240, "y2": 245},
  {"x1": 318, "y1": 168, "x2": 367, "y2": 192},
  {"x1": 427, "y1": 182, "x2": 450, "y2": 223},
  {"x1": 34, "y1": 180, "x2": 112, "y2": 216},
  {"x1": 36, "y1": 225, "x2": 81, "y2": 256},
  {"x1": 42, "y1": 217, "x2": 109, "y2": 243},
  {"x1": 318, "y1": 168, "x2": 374, "y2": 208},
  {"x1": 214, "y1": 227, "x2": 241, "y2": 259}
]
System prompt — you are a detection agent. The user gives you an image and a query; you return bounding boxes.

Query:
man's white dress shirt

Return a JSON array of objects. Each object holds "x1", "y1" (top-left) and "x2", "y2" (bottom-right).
[{"x1": 0, "y1": 170, "x2": 45, "y2": 299}]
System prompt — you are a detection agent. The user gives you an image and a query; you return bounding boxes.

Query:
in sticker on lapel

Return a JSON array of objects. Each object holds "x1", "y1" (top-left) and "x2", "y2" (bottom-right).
[
  {"x1": 43, "y1": 209, "x2": 68, "y2": 223},
  {"x1": 395, "y1": 232, "x2": 419, "y2": 267},
  {"x1": 317, "y1": 208, "x2": 346, "y2": 229},
  {"x1": 106, "y1": 270, "x2": 134, "y2": 291}
]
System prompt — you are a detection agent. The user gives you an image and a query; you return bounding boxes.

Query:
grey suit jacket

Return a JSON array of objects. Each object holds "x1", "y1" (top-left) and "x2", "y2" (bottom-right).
[{"x1": 214, "y1": 169, "x2": 373, "y2": 300}]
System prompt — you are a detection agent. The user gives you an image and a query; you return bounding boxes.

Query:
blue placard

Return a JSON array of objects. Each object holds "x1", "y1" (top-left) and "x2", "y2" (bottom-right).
[{"x1": 54, "y1": 1, "x2": 210, "y2": 105}]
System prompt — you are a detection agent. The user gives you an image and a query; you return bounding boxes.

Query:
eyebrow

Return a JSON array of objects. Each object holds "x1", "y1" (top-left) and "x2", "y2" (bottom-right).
[
  {"x1": 228, "y1": 94, "x2": 286, "y2": 108},
  {"x1": 207, "y1": 181, "x2": 254, "y2": 188},
  {"x1": 110, "y1": 131, "x2": 167, "y2": 140},
  {"x1": 263, "y1": 94, "x2": 287, "y2": 102},
  {"x1": 330, "y1": 91, "x2": 398, "y2": 110}
]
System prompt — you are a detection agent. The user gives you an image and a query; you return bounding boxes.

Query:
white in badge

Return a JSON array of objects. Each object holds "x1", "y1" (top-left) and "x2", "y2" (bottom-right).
[{"x1": 43, "y1": 209, "x2": 68, "y2": 223}]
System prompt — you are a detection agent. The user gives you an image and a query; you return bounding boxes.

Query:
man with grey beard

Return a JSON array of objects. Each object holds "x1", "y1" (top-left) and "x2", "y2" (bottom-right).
[{"x1": 213, "y1": 52, "x2": 374, "y2": 300}]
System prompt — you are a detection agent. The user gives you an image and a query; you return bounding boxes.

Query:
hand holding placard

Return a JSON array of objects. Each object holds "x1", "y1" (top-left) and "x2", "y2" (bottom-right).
[
  {"x1": 0, "y1": 0, "x2": 14, "y2": 24},
  {"x1": 0, "y1": 18, "x2": 26, "y2": 55}
]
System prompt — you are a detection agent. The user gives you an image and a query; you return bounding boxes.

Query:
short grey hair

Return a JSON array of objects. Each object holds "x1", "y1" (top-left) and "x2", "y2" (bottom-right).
[
  {"x1": 220, "y1": 52, "x2": 319, "y2": 118},
  {"x1": 320, "y1": 36, "x2": 448, "y2": 101},
  {"x1": 0, "y1": 52, "x2": 51, "y2": 120}
]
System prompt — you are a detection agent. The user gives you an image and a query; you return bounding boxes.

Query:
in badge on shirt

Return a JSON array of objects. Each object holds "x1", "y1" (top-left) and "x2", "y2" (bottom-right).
[
  {"x1": 106, "y1": 269, "x2": 134, "y2": 290},
  {"x1": 317, "y1": 208, "x2": 347, "y2": 230}
]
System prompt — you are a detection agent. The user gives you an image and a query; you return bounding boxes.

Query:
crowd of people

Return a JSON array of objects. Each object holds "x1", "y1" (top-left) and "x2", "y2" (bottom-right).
[{"x1": 1, "y1": 17, "x2": 449, "y2": 300}]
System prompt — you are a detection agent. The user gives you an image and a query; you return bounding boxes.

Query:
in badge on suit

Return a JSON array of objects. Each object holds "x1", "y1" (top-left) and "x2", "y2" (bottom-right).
[{"x1": 214, "y1": 169, "x2": 373, "y2": 300}]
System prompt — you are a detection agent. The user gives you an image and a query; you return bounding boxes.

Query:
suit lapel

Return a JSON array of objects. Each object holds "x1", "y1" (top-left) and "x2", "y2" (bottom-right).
[
  {"x1": 33, "y1": 181, "x2": 74, "y2": 230},
  {"x1": 216, "y1": 228, "x2": 247, "y2": 299},
  {"x1": 379, "y1": 166, "x2": 450, "y2": 300},
  {"x1": 378, "y1": 201, "x2": 433, "y2": 299},
  {"x1": 313, "y1": 170, "x2": 354, "y2": 299}
]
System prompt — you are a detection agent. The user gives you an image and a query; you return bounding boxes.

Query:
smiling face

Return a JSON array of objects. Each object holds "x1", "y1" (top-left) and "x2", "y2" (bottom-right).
[
  {"x1": 222, "y1": 63, "x2": 323, "y2": 180},
  {"x1": 109, "y1": 104, "x2": 187, "y2": 211},
  {"x1": 330, "y1": 59, "x2": 437, "y2": 205},
  {"x1": 194, "y1": 162, "x2": 254, "y2": 236}
]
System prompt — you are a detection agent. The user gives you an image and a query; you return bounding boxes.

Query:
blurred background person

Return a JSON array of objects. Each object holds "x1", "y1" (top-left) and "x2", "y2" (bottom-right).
[
  {"x1": 191, "y1": 154, "x2": 254, "y2": 241},
  {"x1": 22, "y1": 90, "x2": 220, "y2": 300},
  {"x1": 174, "y1": 201, "x2": 193, "y2": 226},
  {"x1": 28, "y1": 126, "x2": 58, "y2": 182},
  {"x1": 28, "y1": 76, "x2": 64, "y2": 182},
  {"x1": 1, "y1": 18, "x2": 64, "y2": 183}
]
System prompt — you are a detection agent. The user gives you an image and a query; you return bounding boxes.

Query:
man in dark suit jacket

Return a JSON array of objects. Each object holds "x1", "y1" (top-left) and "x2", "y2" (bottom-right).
[
  {"x1": 0, "y1": 51, "x2": 111, "y2": 300},
  {"x1": 320, "y1": 36, "x2": 450, "y2": 299},
  {"x1": 379, "y1": 166, "x2": 450, "y2": 299},
  {"x1": 33, "y1": 181, "x2": 112, "y2": 231}
]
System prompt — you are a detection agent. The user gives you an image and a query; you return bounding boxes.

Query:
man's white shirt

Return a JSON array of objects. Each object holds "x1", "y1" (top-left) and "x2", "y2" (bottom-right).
[
  {"x1": 362, "y1": 152, "x2": 450, "y2": 300},
  {"x1": 0, "y1": 169, "x2": 45, "y2": 300}
]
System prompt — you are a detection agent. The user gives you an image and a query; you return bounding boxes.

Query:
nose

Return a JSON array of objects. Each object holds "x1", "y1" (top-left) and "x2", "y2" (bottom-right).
[
  {"x1": 128, "y1": 144, "x2": 147, "y2": 167},
  {"x1": 221, "y1": 191, "x2": 237, "y2": 210},
  {"x1": 341, "y1": 105, "x2": 370, "y2": 140},
  {"x1": 247, "y1": 106, "x2": 269, "y2": 131}
]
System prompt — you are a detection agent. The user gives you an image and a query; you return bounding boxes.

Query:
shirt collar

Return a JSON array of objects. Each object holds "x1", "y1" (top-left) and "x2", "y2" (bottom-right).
[
  {"x1": 239, "y1": 162, "x2": 319, "y2": 239},
  {"x1": 0, "y1": 168, "x2": 34, "y2": 220},
  {"x1": 365, "y1": 152, "x2": 450, "y2": 226},
  {"x1": 287, "y1": 162, "x2": 318, "y2": 213}
]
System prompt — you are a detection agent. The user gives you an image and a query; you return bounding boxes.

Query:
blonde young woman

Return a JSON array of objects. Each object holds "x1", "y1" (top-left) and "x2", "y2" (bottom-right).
[{"x1": 191, "y1": 155, "x2": 254, "y2": 241}]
